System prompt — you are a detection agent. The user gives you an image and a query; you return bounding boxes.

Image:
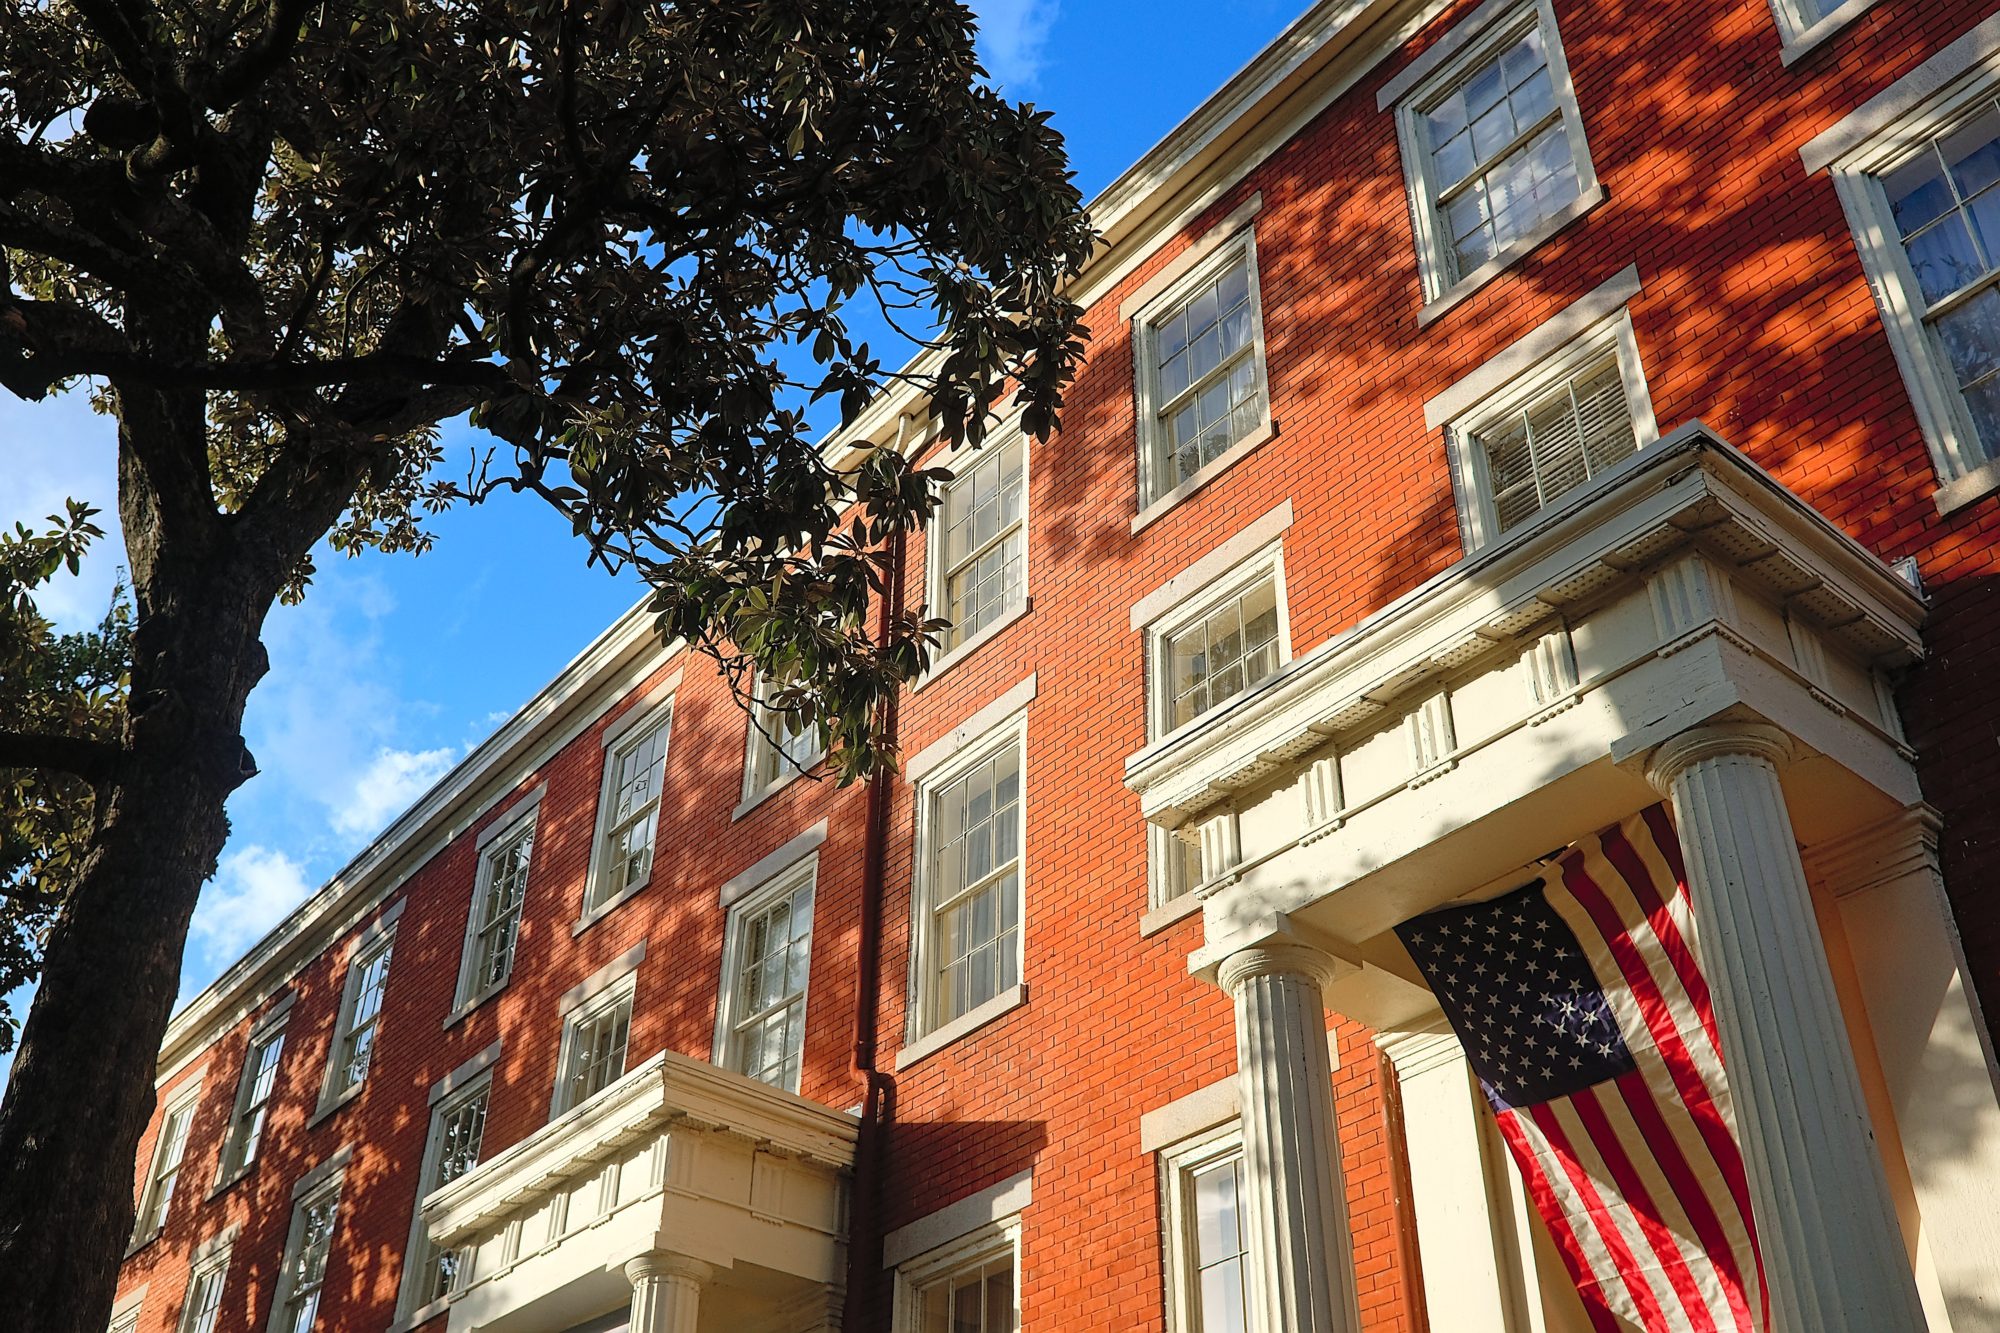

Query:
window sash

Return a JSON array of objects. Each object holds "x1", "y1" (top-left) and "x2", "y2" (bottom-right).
[
  {"x1": 728, "y1": 880, "x2": 815, "y2": 1089},
  {"x1": 917, "y1": 1254, "x2": 1017, "y2": 1333},
  {"x1": 1184, "y1": 1154, "x2": 1251, "y2": 1333},
  {"x1": 593, "y1": 718, "x2": 669, "y2": 908},
  {"x1": 333, "y1": 940, "x2": 394, "y2": 1096},
  {"x1": 1163, "y1": 578, "x2": 1283, "y2": 732},
  {"x1": 1143, "y1": 252, "x2": 1266, "y2": 499},
  {"x1": 560, "y1": 997, "x2": 633, "y2": 1112},
  {"x1": 405, "y1": 1086, "x2": 489, "y2": 1311},
  {"x1": 137, "y1": 1100, "x2": 197, "y2": 1235},
  {"x1": 279, "y1": 1187, "x2": 340, "y2": 1333},
  {"x1": 468, "y1": 824, "x2": 533, "y2": 996},
  {"x1": 225, "y1": 1029, "x2": 285, "y2": 1176},
  {"x1": 747, "y1": 681, "x2": 824, "y2": 794},
  {"x1": 180, "y1": 1260, "x2": 228, "y2": 1333},
  {"x1": 938, "y1": 436, "x2": 1026, "y2": 650},
  {"x1": 921, "y1": 741, "x2": 1025, "y2": 1030}
]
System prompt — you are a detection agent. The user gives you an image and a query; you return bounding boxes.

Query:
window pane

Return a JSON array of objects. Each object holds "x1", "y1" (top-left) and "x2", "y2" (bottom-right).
[
  {"x1": 1167, "y1": 578, "x2": 1282, "y2": 730},
  {"x1": 731, "y1": 879, "x2": 815, "y2": 1089},
  {"x1": 1189, "y1": 1154, "x2": 1250, "y2": 1333},
  {"x1": 1476, "y1": 352, "x2": 1637, "y2": 533},
  {"x1": 930, "y1": 748, "x2": 1023, "y2": 1024},
  {"x1": 1150, "y1": 255, "x2": 1262, "y2": 497},
  {"x1": 941, "y1": 438, "x2": 1027, "y2": 649},
  {"x1": 563, "y1": 997, "x2": 633, "y2": 1110}
]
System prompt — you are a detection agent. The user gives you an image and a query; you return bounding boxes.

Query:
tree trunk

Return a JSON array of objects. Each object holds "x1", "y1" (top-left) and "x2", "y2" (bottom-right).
[{"x1": 0, "y1": 564, "x2": 269, "y2": 1327}]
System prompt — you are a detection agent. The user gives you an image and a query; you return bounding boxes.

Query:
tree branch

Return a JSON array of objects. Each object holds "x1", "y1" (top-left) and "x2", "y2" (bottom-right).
[{"x1": 0, "y1": 732, "x2": 120, "y2": 784}]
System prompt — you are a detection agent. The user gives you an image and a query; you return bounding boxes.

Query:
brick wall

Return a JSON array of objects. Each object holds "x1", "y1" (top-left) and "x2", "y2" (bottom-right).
[{"x1": 113, "y1": 0, "x2": 2000, "y2": 1329}]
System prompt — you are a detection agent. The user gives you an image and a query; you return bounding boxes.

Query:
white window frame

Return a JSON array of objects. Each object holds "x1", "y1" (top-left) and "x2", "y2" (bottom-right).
[
  {"x1": 921, "y1": 424, "x2": 1032, "y2": 683},
  {"x1": 393, "y1": 1069, "x2": 493, "y2": 1328},
  {"x1": 890, "y1": 1216, "x2": 1023, "y2": 1333},
  {"x1": 132, "y1": 1077, "x2": 203, "y2": 1246},
  {"x1": 314, "y1": 906, "x2": 401, "y2": 1121},
  {"x1": 1766, "y1": 0, "x2": 1881, "y2": 67},
  {"x1": 1130, "y1": 229, "x2": 1273, "y2": 515},
  {"x1": 738, "y1": 673, "x2": 825, "y2": 812},
  {"x1": 1160, "y1": 1122, "x2": 1252, "y2": 1333},
  {"x1": 216, "y1": 997, "x2": 293, "y2": 1188},
  {"x1": 1144, "y1": 542, "x2": 1291, "y2": 743},
  {"x1": 450, "y1": 788, "x2": 543, "y2": 1016},
  {"x1": 1816, "y1": 42, "x2": 2000, "y2": 512},
  {"x1": 176, "y1": 1227, "x2": 239, "y2": 1333},
  {"x1": 1442, "y1": 308, "x2": 1657, "y2": 551},
  {"x1": 902, "y1": 710, "x2": 1030, "y2": 1063},
  {"x1": 1147, "y1": 823, "x2": 1207, "y2": 917},
  {"x1": 1387, "y1": 0, "x2": 1600, "y2": 315},
  {"x1": 579, "y1": 691, "x2": 677, "y2": 927},
  {"x1": 268, "y1": 1147, "x2": 350, "y2": 1333},
  {"x1": 550, "y1": 965, "x2": 640, "y2": 1117},
  {"x1": 713, "y1": 856, "x2": 818, "y2": 1093}
]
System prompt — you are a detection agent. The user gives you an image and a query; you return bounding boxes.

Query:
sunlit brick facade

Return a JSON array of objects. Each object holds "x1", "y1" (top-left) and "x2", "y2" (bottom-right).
[{"x1": 112, "y1": 2, "x2": 2000, "y2": 1331}]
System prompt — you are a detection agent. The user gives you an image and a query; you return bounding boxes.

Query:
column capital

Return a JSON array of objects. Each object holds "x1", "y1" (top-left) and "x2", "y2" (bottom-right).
[
  {"x1": 1218, "y1": 940, "x2": 1346, "y2": 994},
  {"x1": 1644, "y1": 721, "x2": 1792, "y2": 793},
  {"x1": 625, "y1": 1251, "x2": 714, "y2": 1288}
]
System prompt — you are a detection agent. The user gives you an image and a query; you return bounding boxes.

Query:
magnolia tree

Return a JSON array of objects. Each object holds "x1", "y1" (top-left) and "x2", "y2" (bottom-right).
[{"x1": 0, "y1": 0, "x2": 1092, "y2": 1322}]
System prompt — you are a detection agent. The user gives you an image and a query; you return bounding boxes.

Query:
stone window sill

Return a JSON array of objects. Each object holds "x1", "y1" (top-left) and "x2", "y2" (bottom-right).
[
  {"x1": 1139, "y1": 892, "x2": 1205, "y2": 938},
  {"x1": 1935, "y1": 455, "x2": 2000, "y2": 515},
  {"x1": 1778, "y1": 0, "x2": 1880, "y2": 66},
  {"x1": 894, "y1": 985, "x2": 1028, "y2": 1072}
]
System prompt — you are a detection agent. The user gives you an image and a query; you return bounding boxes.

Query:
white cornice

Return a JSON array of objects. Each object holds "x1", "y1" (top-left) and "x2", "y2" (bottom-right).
[
  {"x1": 423, "y1": 1050, "x2": 859, "y2": 1247},
  {"x1": 156, "y1": 598, "x2": 681, "y2": 1082},
  {"x1": 817, "y1": 0, "x2": 1441, "y2": 474},
  {"x1": 1124, "y1": 424, "x2": 1926, "y2": 825}
]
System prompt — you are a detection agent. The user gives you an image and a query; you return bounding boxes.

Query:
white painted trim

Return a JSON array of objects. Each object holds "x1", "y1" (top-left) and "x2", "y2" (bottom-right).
[
  {"x1": 893, "y1": 984, "x2": 1028, "y2": 1072},
  {"x1": 882, "y1": 1170, "x2": 1034, "y2": 1269},
  {"x1": 1131, "y1": 501, "x2": 1295, "y2": 631},
  {"x1": 188, "y1": 1223, "x2": 242, "y2": 1265},
  {"x1": 1118, "y1": 192, "x2": 1266, "y2": 320},
  {"x1": 737, "y1": 671, "x2": 827, "y2": 812},
  {"x1": 1801, "y1": 11, "x2": 2000, "y2": 174},
  {"x1": 1390, "y1": 0, "x2": 1601, "y2": 309},
  {"x1": 1774, "y1": 0, "x2": 1881, "y2": 66},
  {"x1": 289, "y1": 1144, "x2": 354, "y2": 1201},
  {"x1": 158, "y1": 598, "x2": 680, "y2": 1083},
  {"x1": 1144, "y1": 540, "x2": 1294, "y2": 742},
  {"x1": 342, "y1": 895, "x2": 406, "y2": 961},
  {"x1": 247, "y1": 989, "x2": 297, "y2": 1040},
  {"x1": 1140, "y1": 1077, "x2": 1242, "y2": 1153},
  {"x1": 314, "y1": 918, "x2": 399, "y2": 1120},
  {"x1": 578, "y1": 691, "x2": 678, "y2": 930},
  {"x1": 1158, "y1": 1121, "x2": 1249, "y2": 1333},
  {"x1": 213, "y1": 1015, "x2": 290, "y2": 1192},
  {"x1": 1376, "y1": 0, "x2": 1524, "y2": 110},
  {"x1": 1441, "y1": 304, "x2": 1659, "y2": 551},
  {"x1": 719, "y1": 820, "x2": 831, "y2": 908},
  {"x1": 903, "y1": 673, "x2": 1038, "y2": 782},
  {"x1": 550, "y1": 967, "x2": 641, "y2": 1118},
  {"x1": 712, "y1": 858, "x2": 820, "y2": 1091},
  {"x1": 557, "y1": 940, "x2": 647, "y2": 1015},
  {"x1": 473, "y1": 783, "x2": 546, "y2": 852},
  {"x1": 1423, "y1": 265, "x2": 1643, "y2": 428},
  {"x1": 429, "y1": 1039, "x2": 504, "y2": 1106},
  {"x1": 1130, "y1": 226, "x2": 1275, "y2": 511},
  {"x1": 131, "y1": 1075, "x2": 207, "y2": 1247}
]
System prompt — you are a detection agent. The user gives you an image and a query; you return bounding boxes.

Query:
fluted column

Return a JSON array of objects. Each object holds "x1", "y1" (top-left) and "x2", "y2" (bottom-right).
[
  {"x1": 1219, "y1": 942, "x2": 1361, "y2": 1333},
  {"x1": 1647, "y1": 724, "x2": 1926, "y2": 1331},
  {"x1": 625, "y1": 1252, "x2": 711, "y2": 1333}
]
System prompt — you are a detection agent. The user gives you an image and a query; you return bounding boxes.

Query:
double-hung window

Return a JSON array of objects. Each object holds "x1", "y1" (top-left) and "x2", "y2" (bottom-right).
[
  {"x1": 133, "y1": 1084, "x2": 202, "y2": 1241},
  {"x1": 454, "y1": 800, "x2": 538, "y2": 1010},
  {"x1": 1390, "y1": 0, "x2": 1597, "y2": 306},
  {"x1": 219, "y1": 1009, "x2": 289, "y2": 1183},
  {"x1": 1162, "y1": 1128, "x2": 1251, "y2": 1333},
  {"x1": 1817, "y1": 64, "x2": 2000, "y2": 508},
  {"x1": 1145, "y1": 546, "x2": 1289, "y2": 741},
  {"x1": 177, "y1": 1231, "x2": 236, "y2": 1333},
  {"x1": 271, "y1": 1172, "x2": 342, "y2": 1333},
  {"x1": 893, "y1": 1218, "x2": 1021, "y2": 1333},
  {"x1": 743, "y1": 675, "x2": 823, "y2": 803},
  {"x1": 1133, "y1": 239, "x2": 1271, "y2": 509},
  {"x1": 554, "y1": 982, "x2": 634, "y2": 1115},
  {"x1": 717, "y1": 862, "x2": 816, "y2": 1092},
  {"x1": 932, "y1": 430, "x2": 1027, "y2": 657},
  {"x1": 1442, "y1": 308, "x2": 1656, "y2": 549},
  {"x1": 396, "y1": 1079, "x2": 490, "y2": 1319},
  {"x1": 916, "y1": 733, "x2": 1025, "y2": 1036},
  {"x1": 584, "y1": 700, "x2": 674, "y2": 919},
  {"x1": 322, "y1": 926, "x2": 396, "y2": 1109}
]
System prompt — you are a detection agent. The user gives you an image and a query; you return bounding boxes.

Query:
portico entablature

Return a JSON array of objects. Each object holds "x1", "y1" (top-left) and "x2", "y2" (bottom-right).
[
  {"x1": 1119, "y1": 425, "x2": 1928, "y2": 1021},
  {"x1": 421, "y1": 1050, "x2": 856, "y2": 1333}
]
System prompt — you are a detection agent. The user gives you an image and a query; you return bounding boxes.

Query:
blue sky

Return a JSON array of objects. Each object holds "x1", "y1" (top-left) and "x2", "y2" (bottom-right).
[{"x1": 0, "y1": 0, "x2": 1301, "y2": 1077}]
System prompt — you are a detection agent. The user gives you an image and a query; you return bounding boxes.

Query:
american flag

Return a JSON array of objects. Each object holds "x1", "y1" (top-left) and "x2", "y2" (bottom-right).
[{"x1": 1394, "y1": 804, "x2": 1766, "y2": 1333}]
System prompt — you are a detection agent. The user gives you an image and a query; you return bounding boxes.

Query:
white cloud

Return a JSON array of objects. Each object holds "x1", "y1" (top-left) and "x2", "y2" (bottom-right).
[
  {"x1": 191, "y1": 845, "x2": 315, "y2": 958},
  {"x1": 330, "y1": 745, "x2": 460, "y2": 839},
  {"x1": 971, "y1": 0, "x2": 1057, "y2": 92}
]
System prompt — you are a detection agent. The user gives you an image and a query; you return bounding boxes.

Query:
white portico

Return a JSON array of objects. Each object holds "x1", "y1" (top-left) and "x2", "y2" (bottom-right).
[
  {"x1": 421, "y1": 1050, "x2": 854, "y2": 1333},
  {"x1": 1128, "y1": 424, "x2": 2000, "y2": 1332}
]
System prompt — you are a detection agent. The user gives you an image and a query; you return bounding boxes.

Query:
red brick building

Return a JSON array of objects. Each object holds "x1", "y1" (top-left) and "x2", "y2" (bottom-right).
[{"x1": 109, "y1": 1, "x2": 2000, "y2": 1331}]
